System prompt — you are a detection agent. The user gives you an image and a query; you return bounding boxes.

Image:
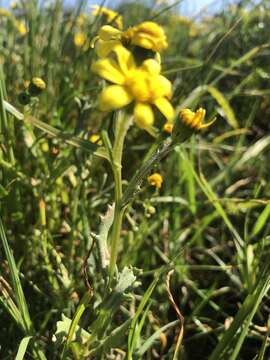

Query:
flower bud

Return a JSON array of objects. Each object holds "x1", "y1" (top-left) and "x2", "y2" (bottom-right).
[
  {"x1": 172, "y1": 107, "x2": 215, "y2": 143},
  {"x1": 28, "y1": 77, "x2": 46, "y2": 96},
  {"x1": 147, "y1": 173, "x2": 163, "y2": 189}
]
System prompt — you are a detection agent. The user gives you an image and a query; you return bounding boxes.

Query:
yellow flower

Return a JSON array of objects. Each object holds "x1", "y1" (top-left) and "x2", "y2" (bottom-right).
[
  {"x1": 179, "y1": 108, "x2": 211, "y2": 129},
  {"x1": 163, "y1": 122, "x2": 173, "y2": 134},
  {"x1": 123, "y1": 21, "x2": 168, "y2": 52},
  {"x1": 0, "y1": 8, "x2": 11, "y2": 16},
  {"x1": 92, "y1": 25, "x2": 122, "y2": 57},
  {"x1": 147, "y1": 173, "x2": 163, "y2": 189},
  {"x1": 74, "y1": 31, "x2": 87, "y2": 47},
  {"x1": 76, "y1": 14, "x2": 87, "y2": 27},
  {"x1": 89, "y1": 134, "x2": 102, "y2": 145},
  {"x1": 29, "y1": 77, "x2": 46, "y2": 96},
  {"x1": 172, "y1": 108, "x2": 215, "y2": 143},
  {"x1": 15, "y1": 20, "x2": 27, "y2": 35},
  {"x1": 91, "y1": 46, "x2": 174, "y2": 131},
  {"x1": 92, "y1": 5, "x2": 123, "y2": 29},
  {"x1": 10, "y1": 2, "x2": 17, "y2": 9}
]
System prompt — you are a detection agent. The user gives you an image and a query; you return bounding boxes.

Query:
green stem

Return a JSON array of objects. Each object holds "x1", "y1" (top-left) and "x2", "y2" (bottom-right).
[
  {"x1": 121, "y1": 139, "x2": 175, "y2": 207},
  {"x1": 108, "y1": 111, "x2": 132, "y2": 283}
]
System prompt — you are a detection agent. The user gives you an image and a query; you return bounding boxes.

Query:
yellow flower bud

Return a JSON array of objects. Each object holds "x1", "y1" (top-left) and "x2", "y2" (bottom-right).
[
  {"x1": 172, "y1": 107, "x2": 215, "y2": 143},
  {"x1": 89, "y1": 134, "x2": 102, "y2": 145},
  {"x1": 29, "y1": 77, "x2": 46, "y2": 96},
  {"x1": 15, "y1": 20, "x2": 27, "y2": 35},
  {"x1": 74, "y1": 31, "x2": 87, "y2": 47},
  {"x1": 163, "y1": 122, "x2": 173, "y2": 134},
  {"x1": 147, "y1": 173, "x2": 163, "y2": 189}
]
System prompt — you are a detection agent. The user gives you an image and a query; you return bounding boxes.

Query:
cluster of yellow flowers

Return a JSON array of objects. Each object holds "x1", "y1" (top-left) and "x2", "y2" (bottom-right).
[
  {"x1": 0, "y1": 7, "x2": 27, "y2": 35},
  {"x1": 74, "y1": 6, "x2": 123, "y2": 50},
  {"x1": 91, "y1": 8, "x2": 213, "y2": 136},
  {"x1": 91, "y1": 17, "x2": 174, "y2": 132}
]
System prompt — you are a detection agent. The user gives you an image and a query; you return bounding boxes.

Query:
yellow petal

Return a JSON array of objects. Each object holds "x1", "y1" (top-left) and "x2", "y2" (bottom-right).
[
  {"x1": 91, "y1": 58, "x2": 125, "y2": 85},
  {"x1": 96, "y1": 39, "x2": 120, "y2": 57},
  {"x1": 155, "y1": 75, "x2": 172, "y2": 98},
  {"x1": 134, "y1": 102, "x2": 154, "y2": 129},
  {"x1": 142, "y1": 59, "x2": 161, "y2": 75},
  {"x1": 99, "y1": 85, "x2": 133, "y2": 111},
  {"x1": 98, "y1": 25, "x2": 121, "y2": 40},
  {"x1": 113, "y1": 45, "x2": 136, "y2": 75},
  {"x1": 153, "y1": 97, "x2": 175, "y2": 121}
]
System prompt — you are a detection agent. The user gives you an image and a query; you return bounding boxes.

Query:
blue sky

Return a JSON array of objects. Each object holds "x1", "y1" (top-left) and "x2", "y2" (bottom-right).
[{"x1": 0, "y1": 0, "x2": 235, "y2": 15}]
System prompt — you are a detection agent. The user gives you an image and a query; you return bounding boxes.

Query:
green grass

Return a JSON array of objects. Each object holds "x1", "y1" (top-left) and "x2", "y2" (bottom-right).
[{"x1": 1, "y1": 0, "x2": 270, "y2": 358}]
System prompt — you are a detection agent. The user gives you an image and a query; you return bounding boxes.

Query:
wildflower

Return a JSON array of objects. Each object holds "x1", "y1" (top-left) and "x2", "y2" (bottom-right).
[
  {"x1": 89, "y1": 134, "x2": 102, "y2": 145},
  {"x1": 74, "y1": 31, "x2": 87, "y2": 48},
  {"x1": 163, "y1": 122, "x2": 173, "y2": 134},
  {"x1": 92, "y1": 25, "x2": 122, "y2": 58},
  {"x1": 172, "y1": 108, "x2": 215, "y2": 142},
  {"x1": 76, "y1": 14, "x2": 87, "y2": 27},
  {"x1": 123, "y1": 21, "x2": 168, "y2": 52},
  {"x1": 92, "y1": 5, "x2": 123, "y2": 29},
  {"x1": 179, "y1": 108, "x2": 210, "y2": 129},
  {"x1": 15, "y1": 20, "x2": 27, "y2": 35},
  {"x1": 0, "y1": 8, "x2": 11, "y2": 17},
  {"x1": 147, "y1": 173, "x2": 163, "y2": 189},
  {"x1": 91, "y1": 46, "x2": 174, "y2": 131},
  {"x1": 10, "y1": 2, "x2": 17, "y2": 9},
  {"x1": 29, "y1": 77, "x2": 46, "y2": 96}
]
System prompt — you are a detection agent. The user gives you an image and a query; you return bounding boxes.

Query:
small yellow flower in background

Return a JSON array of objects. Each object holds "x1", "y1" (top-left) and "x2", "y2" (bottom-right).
[
  {"x1": 29, "y1": 77, "x2": 46, "y2": 96},
  {"x1": 123, "y1": 21, "x2": 168, "y2": 52},
  {"x1": 76, "y1": 14, "x2": 87, "y2": 27},
  {"x1": 147, "y1": 173, "x2": 163, "y2": 189},
  {"x1": 0, "y1": 8, "x2": 11, "y2": 16},
  {"x1": 89, "y1": 134, "x2": 102, "y2": 145},
  {"x1": 91, "y1": 46, "x2": 174, "y2": 131},
  {"x1": 15, "y1": 20, "x2": 27, "y2": 35},
  {"x1": 163, "y1": 122, "x2": 173, "y2": 134},
  {"x1": 74, "y1": 31, "x2": 87, "y2": 48},
  {"x1": 10, "y1": 1, "x2": 17, "y2": 9},
  {"x1": 92, "y1": 5, "x2": 123, "y2": 30}
]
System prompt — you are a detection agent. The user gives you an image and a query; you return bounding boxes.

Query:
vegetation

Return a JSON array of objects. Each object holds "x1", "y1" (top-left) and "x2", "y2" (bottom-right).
[{"x1": 1, "y1": 0, "x2": 270, "y2": 358}]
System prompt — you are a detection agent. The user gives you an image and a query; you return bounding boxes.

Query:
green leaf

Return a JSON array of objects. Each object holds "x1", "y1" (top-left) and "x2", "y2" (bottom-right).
[
  {"x1": 0, "y1": 215, "x2": 32, "y2": 332},
  {"x1": 252, "y1": 203, "x2": 270, "y2": 236},
  {"x1": 3, "y1": 100, "x2": 109, "y2": 160},
  {"x1": 127, "y1": 277, "x2": 159, "y2": 360},
  {"x1": 15, "y1": 336, "x2": 33, "y2": 360},
  {"x1": 207, "y1": 85, "x2": 239, "y2": 129}
]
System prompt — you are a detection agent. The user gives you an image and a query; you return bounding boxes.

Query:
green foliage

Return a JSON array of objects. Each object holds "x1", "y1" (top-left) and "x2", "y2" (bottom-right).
[{"x1": 1, "y1": 0, "x2": 270, "y2": 359}]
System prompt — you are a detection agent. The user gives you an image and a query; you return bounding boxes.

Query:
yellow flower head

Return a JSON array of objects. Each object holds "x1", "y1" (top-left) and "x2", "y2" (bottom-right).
[
  {"x1": 92, "y1": 5, "x2": 123, "y2": 29},
  {"x1": 76, "y1": 14, "x2": 87, "y2": 27},
  {"x1": 147, "y1": 173, "x2": 163, "y2": 189},
  {"x1": 89, "y1": 134, "x2": 102, "y2": 145},
  {"x1": 123, "y1": 21, "x2": 168, "y2": 52},
  {"x1": 74, "y1": 31, "x2": 87, "y2": 47},
  {"x1": 91, "y1": 46, "x2": 174, "y2": 131},
  {"x1": 0, "y1": 8, "x2": 11, "y2": 16},
  {"x1": 15, "y1": 20, "x2": 27, "y2": 35},
  {"x1": 179, "y1": 108, "x2": 210, "y2": 130},
  {"x1": 172, "y1": 108, "x2": 215, "y2": 143},
  {"x1": 163, "y1": 122, "x2": 173, "y2": 134},
  {"x1": 10, "y1": 2, "x2": 17, "y2": 9},
  {"x1": 29, "y1": 77, "x2": 46, "y2": 96}
]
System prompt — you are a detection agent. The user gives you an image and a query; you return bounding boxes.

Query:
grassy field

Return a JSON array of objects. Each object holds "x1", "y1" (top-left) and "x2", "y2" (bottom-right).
[{"x1": 1, "y1": 0, "x2": 270, "y2": 359}]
